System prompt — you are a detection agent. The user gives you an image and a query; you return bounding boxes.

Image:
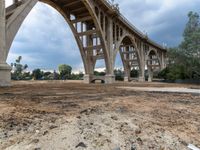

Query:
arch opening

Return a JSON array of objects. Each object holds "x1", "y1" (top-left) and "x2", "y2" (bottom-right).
[
  {"x1": 147, "y1": 49, "x2": 161, "y2": 82},
  {"x1": 5, "y1": 0, "x2": 111, "y2": 83},
  {"x1": 115, "y1": 36, "x2": 141, "y2": 82},
  {"x1": 8, "y1": 2, "x2": 82, "y2": 73}
]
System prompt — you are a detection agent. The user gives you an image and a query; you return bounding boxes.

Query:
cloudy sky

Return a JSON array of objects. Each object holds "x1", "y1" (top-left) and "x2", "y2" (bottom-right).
[{"x1": 6, "y1": 0, "x2": 200, "y2": 72}]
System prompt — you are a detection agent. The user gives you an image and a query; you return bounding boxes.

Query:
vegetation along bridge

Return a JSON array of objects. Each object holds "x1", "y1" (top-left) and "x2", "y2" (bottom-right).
[{"x1": 0, "y1": 0, "x2": 167, "y2": 86}]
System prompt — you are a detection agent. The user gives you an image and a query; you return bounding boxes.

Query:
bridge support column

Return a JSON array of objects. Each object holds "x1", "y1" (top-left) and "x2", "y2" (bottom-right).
[
  {"x1": 138, "y1": 73, "x2": 145, "y2": 82},
  {"x1": 124, "y1": 76, "x2": 129, "y2": 82},
  {"x1": 106, "y1": 18, "x2": 115, "y2": 84},
  {"x1": 160, "y1": 52, "x2": 166, "y2": 70},
  {"x1": 105, "y1": 74, "x2": 115, "y2": 84},
  {"x1": 138, "y1": 67, "x2": 145, "y2": 82},
  {"x1": 138, "y1": 43, "x2": 145, "y2": 82},
  {"x1": 0, "y1": 64, "x2": 12, "y2": 86},
  {"x1": 148, "y1": 68, "x2": 153, "y2": 82},
  {"x1": 83, "y1": 74, "x2": 92, "y2": 84},
  {"x1": 0, "y1": 0, "x2": 12, "y2": 87},
  {"x1": 124, "y1": 70, "x2": 130, "y2": 82}
]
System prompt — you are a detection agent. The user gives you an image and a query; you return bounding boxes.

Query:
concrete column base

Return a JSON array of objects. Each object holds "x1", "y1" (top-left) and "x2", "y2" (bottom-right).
[
  {"x1": 138, "y1": 76, "x2": 145, "y2": 82},
  {"x1": 104, "y1": 75, "x2": 115, "y2": 84},
  {"x1": 83, "y1": 74, "x2": 92, "y2": 84},
  {"x1": 0, "y1": 63, "x2": 12, "y2": 87},
  {"x1": 84, "y1": 74, "x2": 115, "y2": 84},
  {"x1": 124, "y1": 76, "x2": 129, "y2": 82},
  {"x1": 148, "y1": 76, "x2": 152, "y2": 82}
]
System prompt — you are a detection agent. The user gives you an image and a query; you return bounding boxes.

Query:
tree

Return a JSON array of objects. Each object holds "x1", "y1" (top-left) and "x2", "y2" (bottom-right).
[
  {"x1": 180, "y1": 11, "x2": 200, "y2": 79},
  {"x1": 32, "y1": 69, "x2": 43, "y2": 80},
  {"x1": 159, "y1": 11, "x2": 200, "y2": 81},
  {"x1": 11, "y1": 56, "x2": 28, "y2": 80},
  {"x1": 181, "y1": 11, "x2": 200, "y2": 58},
  {"x1": 114, "y1": 69, "x2": 124, "y2": 81},
  {"x1": 58, "y1": 64, "x2": 72, "y2": 80},
  {"x1": 70, "y1": 72, "x2": 84, "y2": 80},
  {"x1": 94, "y1": 71, "x2": 106, "y2": 76},
  {"x1": 130, "y1": 69, "x2": 139, "y2": 78}
]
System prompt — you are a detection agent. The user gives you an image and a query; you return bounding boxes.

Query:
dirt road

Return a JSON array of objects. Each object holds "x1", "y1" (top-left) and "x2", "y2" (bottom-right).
[{"x1": 0, "y1": 81, "x2": 199, "y2": 150}]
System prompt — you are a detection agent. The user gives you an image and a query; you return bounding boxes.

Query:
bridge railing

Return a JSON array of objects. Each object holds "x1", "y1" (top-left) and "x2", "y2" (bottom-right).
[
  {"x1": 104, "y1": 0, "x2": 144, "y2": 36},
  {"x1": 119, "y1": 14, "x2": 145, "y2": 37},
  {"x1": 103, "y1": 0, "x2": 166, "y2": 50}
]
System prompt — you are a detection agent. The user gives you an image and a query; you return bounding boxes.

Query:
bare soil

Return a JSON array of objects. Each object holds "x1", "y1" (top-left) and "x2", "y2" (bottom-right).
[{"x1": 0, "y1": 81, "x2": 200, "y2": 150}]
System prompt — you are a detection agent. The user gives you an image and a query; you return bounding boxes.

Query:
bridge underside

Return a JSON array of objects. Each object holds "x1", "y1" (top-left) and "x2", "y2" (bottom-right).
[{"x1": 0, "y1": 0, "x2": 167, "y2": 86}]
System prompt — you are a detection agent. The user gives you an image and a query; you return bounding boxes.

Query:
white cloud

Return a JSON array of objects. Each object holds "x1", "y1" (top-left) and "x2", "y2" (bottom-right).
[{"x1": 5, "y1": 0, "x2": 13, "y2": 7}]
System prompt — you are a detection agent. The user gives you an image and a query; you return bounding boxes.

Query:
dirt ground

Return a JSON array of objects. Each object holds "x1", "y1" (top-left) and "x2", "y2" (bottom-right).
[{"x1": 0, "y1": 81, "x2": 200, "y2": 150}]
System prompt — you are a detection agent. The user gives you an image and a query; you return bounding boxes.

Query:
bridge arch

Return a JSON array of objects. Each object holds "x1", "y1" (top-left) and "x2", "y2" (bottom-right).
[
  {"x1": 5, "y1": 0, "x2": 113, "y2": 83},
  {"x1": 146, "y1": 49, "x2": 161, "y2": 81},
  {"x1": 114, "y1": 34, "x2": 142, "y2": 81},
  {"x1": 0, "y1": 0, "x2": 167, "y2": 86}
]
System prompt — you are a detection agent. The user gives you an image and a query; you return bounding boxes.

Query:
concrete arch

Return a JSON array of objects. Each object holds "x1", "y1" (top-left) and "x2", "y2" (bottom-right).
[
  {"x1": 147, "y1": 49, "x2": 157, "y2": 57},
  {"x1": 146, "y1": 49, "x2": 162, "y2": 82},
  {"x1": 147, "y1": 49, "x2": 161, "y2": 66},
  {"x1": 82, "y1": 0, "x2": 111, "y2": 74},
  {"x1": 114, "y1": 34, "x2": 142, "y2": 81},
  {"x1": 5, "y1": 0, "x2": 111, "y2": 78},
  {"x1": 0, "y1": 0, "x2": 167, "y2": 86},
  {"x1": 115, "y1": 34, "x2": 140, "y2": 58}
]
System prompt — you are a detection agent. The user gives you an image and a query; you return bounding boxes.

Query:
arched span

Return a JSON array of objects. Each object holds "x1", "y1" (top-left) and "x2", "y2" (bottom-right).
[
  {"x1": 115, "y1": 34, "x2": 140, "y2": 59},
  {"x1": 114, "y1": 34, "x2": 142, "y2": 81},
  {"x1": 147, "y1": 49, "x2": 157, "y2": 57},
  {"x1": 5, "y1": 0, "x2": 111, "y2": 75},
  {"x1": 147, "y1": 49, "x2": 161, "y2": 66}
]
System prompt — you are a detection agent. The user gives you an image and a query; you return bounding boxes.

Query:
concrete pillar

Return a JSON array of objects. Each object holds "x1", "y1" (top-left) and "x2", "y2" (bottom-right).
[
  {"x1": 83, "y1": 74, "x2": 92, "y2": 84},
  {"x1": 0, "y1": 0, "x2": 6, "y2": 64},
  {"x1": 86, "y1": 23, "x2": 94, "y2": 75},
  {"x1": 138, "y1": 43, "x2": 145, "y2": 82},
  {"x1": 0, "y1": 0, "x2": 12, "y2": 87},
  {"x1": 124, "y1": 76, "x2": 129, "y2": 82},
  {"x1": 124, "y1": 65, "x2": 130, "y2": 82},
  {"x1": 160, "y1": 52, "x2": 166, "y2": 70},
  {"x1": 106, "y1": 17, "x2": 115, "y2": 83},
  {"x1": 148, "y1": 68, "x2": 153, "y2": 82},
  {"x1": 105, "y1": 74, "x2": 115, "y2": 84},
  {"x1": 138, "y1": 69, "x2": 145, "y2": 82}
]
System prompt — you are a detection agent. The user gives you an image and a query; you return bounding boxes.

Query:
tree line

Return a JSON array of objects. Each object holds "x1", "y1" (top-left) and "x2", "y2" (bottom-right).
[
  {"x1": 10, "y1": 56, "x2": 140, "y2": 81},
  {"x1": 11, "y1": 56, "x2": 84, "y2": 80},
  {"x1": 158, "y1": 11, "x2": 200, "y2": 82}
]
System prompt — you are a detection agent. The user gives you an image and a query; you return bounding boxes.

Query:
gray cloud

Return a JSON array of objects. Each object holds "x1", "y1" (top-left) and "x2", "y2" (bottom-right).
[{"x1": 115, "y1": 0, "x2": 200, "y2": 46}]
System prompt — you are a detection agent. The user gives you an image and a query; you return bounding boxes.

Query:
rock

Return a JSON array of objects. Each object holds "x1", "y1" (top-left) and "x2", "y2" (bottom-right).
[
  {"x1": 35, "y1": 130, "x2": 40, "y2": 133},
  {"x1": 137, "y1": 137, "x2": 143, "y2": 145},
  {"x1": 31, "y1": 139, "x2": 39, "y2": 144},
  {"x1": 16, "y1": 127, "x2": 21, "y2": 132},
  {"x1": 43, "y1": 130, "x2": 48, "y2": 136},
  {"x1": 115, "y1": 106, "x2": 127, "y2": 113},
  {"x1": 113, "y1": 147, "x2": 121, "y2": 150},
  {"x1": 4, "y1": 132, "x2": 8, "y2": 138},
  {"x1": 131, "y1": 144, "x2": 137, "y2": 150},
  {"x1": 111, "y1": 115, "x2": 118, "y2": 121},
  {"x1": 80, "y1": 108, "x2": 91, "y2": 115},
  {"x1": 49, "y1": 125, "x2": 58, "y2": 129},
  {"x1": 77, "y1": 116, "x2": 81, "y2": 119},
  {"x1": 135, "y1": 129, "x2": 141, "y2": 135},
  {"x1": 75, "y1": 142, "x2": 87, "y2": 148}
]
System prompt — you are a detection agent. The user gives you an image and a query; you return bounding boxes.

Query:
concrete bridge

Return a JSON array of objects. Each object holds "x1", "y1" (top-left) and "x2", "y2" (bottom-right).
[{"x1": 0, "y1": 0, "x2": 167, "y2": 86}]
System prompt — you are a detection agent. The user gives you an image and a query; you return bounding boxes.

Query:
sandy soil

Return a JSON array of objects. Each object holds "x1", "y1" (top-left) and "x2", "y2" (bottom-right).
[{"x1": 0, "y1": 81, "x2": 200, "y2": 150}]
